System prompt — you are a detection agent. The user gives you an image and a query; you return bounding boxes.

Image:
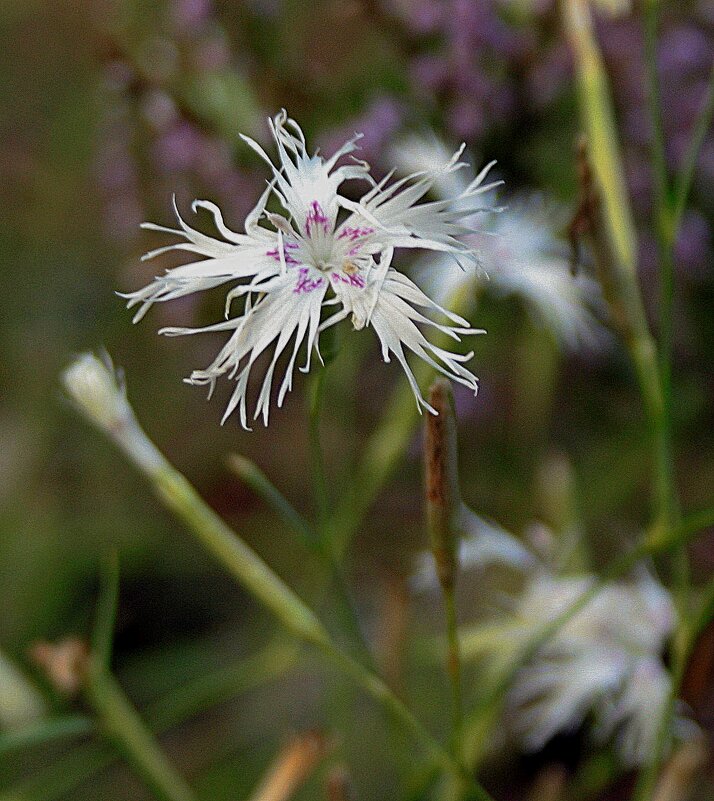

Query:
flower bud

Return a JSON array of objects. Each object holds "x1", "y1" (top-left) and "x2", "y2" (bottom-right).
[
  {"x1": 61, "y1": 353, "x2": 131, "y2": 433},
  {"x1": 424, "y1": 380, "x2": 461, "y2": 591}
]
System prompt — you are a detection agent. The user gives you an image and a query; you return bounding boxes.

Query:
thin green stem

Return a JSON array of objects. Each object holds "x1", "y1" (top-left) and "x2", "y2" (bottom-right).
[
  {"x1": 563, "y1": 0, "x2": 639, "y2": 275},
  {"x1": 636, "y1": 5, "x2": 691, "y2": 794},
  {"x1": 444, "y1": 588, "x2": 464, "y2": 763},
  {"x1": 2, "y1": 640, "x2": 298, "y2": 801},
  {"x1": 227, "y1": 454, "x2": 317, "y2": 549},
  {"x1": 308, "y1": 368, "x2": 330, "y2": 532},
  {"x1": 644, "y1": 0, "x2": 669, "y2": 232},
  {"x1": 92, "y1": 549, "x2": 120, "y2": 671},
  {"x1": 71, "y1": 397, "x2": 493, "y2": 799},
  {"x1": 84, "y1": 659, "x2": 196, "y2": 801},
  {"x1": 672, "y1": 63, "x2": 714, "y2": 234},
  {"x1": 0, "y1": 715, "x2": 94, "y2": 758},
  {"x1": 227, "y1": 453, "x2": 371, "y2": 663},
  {"x1": 644, "y1": 0, "x2": 679, "y2": 539},
  {"x1": 321, "y1": 642, "x2": 491, "y2": 801}
]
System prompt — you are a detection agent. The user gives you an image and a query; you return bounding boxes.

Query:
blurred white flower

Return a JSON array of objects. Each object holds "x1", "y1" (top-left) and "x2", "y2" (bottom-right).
[
  {"x1": 392, "y1": 136, "x2": 607, "y2": 352},
  {"x1": 123, "y1": 112, "x2": 500, "y2": 428},
  {"x1": 0, "y1": 650, "x2": 46, "y2": 730},
  {"x1": 507, "y1": 571, "x2": 677, "y2": 765}
]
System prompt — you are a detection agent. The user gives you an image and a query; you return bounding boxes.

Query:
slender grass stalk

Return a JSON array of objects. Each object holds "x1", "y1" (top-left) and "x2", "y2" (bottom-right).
[
  {"x1": 226, "y1": 453, "x2": 372, "y2": 664},
  {"x1": 82, "y1": 540, "x2": 197, "y2": 801},
  {"x1": 444, "y1": 591, "x2": 464, "y2": 760},
  {"x1": 643, "y1": 0, "x2": 680, "y2": 540},
  {"x1": 562, "y1": 0, "x2": 639, "y2": 276},
  {"x1": 62, "y1": 354, "x2": 493, "y2": 800},
  {"x1": 227, "y1": 454, "x2": 317, "y2": 548},
  {"x1": 672, "y1": 64, "x2": 714, "y2": 234},
  {"x1": 83, "y1": 659, "x2": 196, "y2": 801},
  {"x1": 92, "y1": 549, "x2": 120, "y2": 671},
  {"x1": 0, "y1": 714, "x2": 94, "y2": 758},
  {"x1": 630, "y1": 3, "x2": 713, "y2": 794},
  {"x1": 563, "y1": 0, "x2": 669, "y2": 536},
  {"x1": 2, "y1": 639, "x2": 298, "y2": 801}
]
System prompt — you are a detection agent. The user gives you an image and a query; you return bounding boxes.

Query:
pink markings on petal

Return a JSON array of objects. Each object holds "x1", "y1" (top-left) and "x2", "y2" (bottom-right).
[
  {"x1": 266, "y1": 240, "x2": 299, "y2": 265},
  {"x1": 294, "y1": 267, "x2": 325, "y2": 294},
  {"x1": 305, "y1": 200, "x2": 330, "y2": 237},
  {"x1": 330, "y1": 271, "x2": 365, "y2": 288},
  {"x1": 337, "y1": 225, "x2": 375, "y2": 243}
]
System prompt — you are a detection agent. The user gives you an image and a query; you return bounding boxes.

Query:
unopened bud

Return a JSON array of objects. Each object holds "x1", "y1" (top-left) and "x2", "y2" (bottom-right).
[
  {"x1": 61, "y1": 353, "x2": 131, "y2": 433},
  {"x1": 424, "y1": 380, "x2": 461, "y2": 590},
  {"x1": 62, "y1": 351, "x2": 164, "y2": 475}
]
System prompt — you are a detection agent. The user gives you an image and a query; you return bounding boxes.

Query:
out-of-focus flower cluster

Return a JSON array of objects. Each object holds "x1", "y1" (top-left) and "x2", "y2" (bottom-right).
[
  {"x1": 393, "y1": 135, "x2": 608, "y2": 353},
  {"x1": 94, "y1": 0, "x2": 712, "y2": 289},
  {"x1": 414, "y1": 509, "x2": 691, "y2": 767},
  {"x1": 335, "y1": 0, "x2": 714, "y2": 283},
  {"x1": 93, "y1": 0, "x2": 261, "y2": 245}
]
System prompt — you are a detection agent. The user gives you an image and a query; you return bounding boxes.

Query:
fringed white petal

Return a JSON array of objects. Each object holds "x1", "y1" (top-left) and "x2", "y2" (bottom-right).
[
  {"x1": 173, "y1": 270, "x2": 328, "y2": 429},
  {"x1": 333, "y1": 268, "x2": 482, "y2": 413},
  {"x1": 125, "y1": 113, "x2": 498, "y2": 427},
  {"x1": 122, "y1": 194, "x2": 283, "y2": 322}
]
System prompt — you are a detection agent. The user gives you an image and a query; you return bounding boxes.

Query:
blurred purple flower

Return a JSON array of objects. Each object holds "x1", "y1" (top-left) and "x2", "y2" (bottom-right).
[
  {"x1": 170, "y1": 0, "x2": 214, "y2": 33},
  {"x1": 153, "y1": 121, "x2": 204, "y2": 173},
  {"x1": 319, "y1": 97, "x2": 404, "y2": 167},
  {"x1": 675, "y1": 211, "x2": 712, "y2": 283}
]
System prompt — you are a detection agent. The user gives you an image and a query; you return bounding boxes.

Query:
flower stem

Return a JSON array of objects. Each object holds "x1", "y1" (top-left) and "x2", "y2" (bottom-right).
[
  {"x1": 444, "y1": 588, "x2": 464, "y2": 762},
  {"x1": 227, "y1": 454, "x2": 318, "y2": 549},
  {"x1": 308, "y1": 368, "x2": 330, "y2": 532},
  {"x1": 562, "y1": 0, "x2": 639, "y2": 276},
  {"x1": 83, "y1": 658, "x2": 196, "y2": 801},
  {"x1": 423, "y1": 380, "x2": 466, "y2": 766},
  {"x1": 227, "y1": 453, "x2": 372, "y2": 664},
  {"x1": 71, "y1": 386, "x2": 493, "y2": 799},
  {"x1": 672, "y1": 63, "x2": 714, "y2": 234}
]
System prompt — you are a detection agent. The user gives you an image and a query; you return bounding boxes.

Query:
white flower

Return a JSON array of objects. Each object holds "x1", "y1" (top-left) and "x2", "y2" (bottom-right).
[
  {"x1": 506, "y1": 571, "x2": 678, "y2": 764},
  {"x1": 122, "y1": 111, "x2": 499, "y2": 428},
  {"x1": 392, "y1": 137, "x2": 606, "y2": 352}
]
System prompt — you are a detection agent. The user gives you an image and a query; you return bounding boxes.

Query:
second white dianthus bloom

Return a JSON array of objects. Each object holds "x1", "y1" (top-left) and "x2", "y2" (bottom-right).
[
  {"x1": 507, "y1": 571, "x2": 678, "y2": 765},
  {"x1": 122, "y1": 111, "x2": 500, "y2": 428},
  {"x1": 393, "y1": 136, "x2": 606, "y2": 352}
]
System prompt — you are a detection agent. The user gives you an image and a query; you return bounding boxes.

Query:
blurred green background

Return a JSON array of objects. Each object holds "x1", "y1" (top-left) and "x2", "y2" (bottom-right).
[{"x1": 1, "y1": 1, "x2": 713, "y2": 799}]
